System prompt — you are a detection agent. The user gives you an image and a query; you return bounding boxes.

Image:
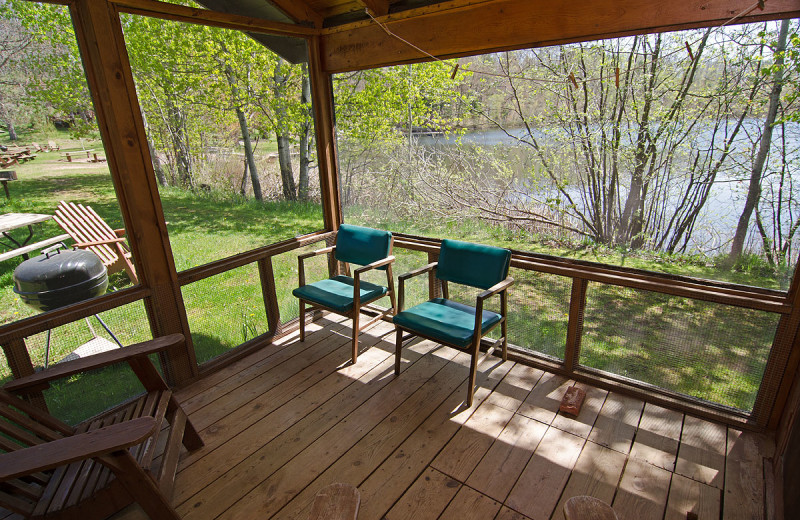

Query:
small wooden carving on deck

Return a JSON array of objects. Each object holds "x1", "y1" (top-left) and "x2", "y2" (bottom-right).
[{"x1": 560, "y1": 386, "x2": 586, "y2": 416}]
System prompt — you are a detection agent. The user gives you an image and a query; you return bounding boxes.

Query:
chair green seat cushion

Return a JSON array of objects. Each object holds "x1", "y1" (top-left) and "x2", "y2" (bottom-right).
[
  {"x1": 293, "y1": 275, "x2": 388, "y2": 313},
  {"x1": 393, "y1": 298, "x2": 502, "y2": 348}
]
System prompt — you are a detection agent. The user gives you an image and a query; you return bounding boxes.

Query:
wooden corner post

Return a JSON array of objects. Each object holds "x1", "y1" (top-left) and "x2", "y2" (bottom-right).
[
  {"x1": 308, "y1": 35, "x2": 342, "y2": 233},
  {"x1": 308, "y1": 35, "x2": 343, "y2": 278},
  {"x1": 68, "y1": 0, "x2": 197, "y2": 383}
]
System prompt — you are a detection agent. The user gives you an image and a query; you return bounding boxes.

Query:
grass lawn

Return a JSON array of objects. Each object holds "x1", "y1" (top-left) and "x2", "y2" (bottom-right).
[{"x1": 0, "y1": 144, "x2": 782, "y2": 422}]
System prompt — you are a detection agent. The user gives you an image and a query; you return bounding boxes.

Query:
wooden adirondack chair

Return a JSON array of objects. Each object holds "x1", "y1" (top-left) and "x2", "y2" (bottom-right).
[
  {"x1": 54, "y1": 201, "x2": 138, "y2": 284},
  {"x1": 0, "y1": 334, "x2": 203, "y2": 520}
]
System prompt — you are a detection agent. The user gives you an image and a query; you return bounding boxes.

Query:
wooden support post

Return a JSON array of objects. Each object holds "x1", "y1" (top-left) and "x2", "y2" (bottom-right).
[
  {"x1": 308, "y1": 35, "x2": 342, "y2": 232},
  {"x1": 258, "y1": 257, "x2": 281, "y2": 336},
  {"x1": 564, "y1": 278, "x2": 588, "y2": 373},
  {"x1": 428, "y1": 251, "x2": 439, "y2": 300},
  {"x1": 69, "y1": 0, "x2": 196, "y2": 383},
  {"x1": 1, "y1": 339, "x2": 48, "y2": 411}
]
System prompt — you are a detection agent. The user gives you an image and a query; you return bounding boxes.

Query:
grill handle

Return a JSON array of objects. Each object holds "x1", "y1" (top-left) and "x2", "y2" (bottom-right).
[{"x1": 42, "y1": 243, "x2": 71, "y2": 259}]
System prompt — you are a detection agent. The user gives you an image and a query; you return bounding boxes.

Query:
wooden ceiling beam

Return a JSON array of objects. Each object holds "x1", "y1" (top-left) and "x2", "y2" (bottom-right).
[
  {"x1": 320, "y1": 0, "x2": 800, "y2": 72},
  {"x1": 111, "y1": 0, "x2": 316, "y2": 36},
  {"x1": 267, "y1": 0, "x2": 325, "y2": 28},
  {"x1": 356, "y1": 0, "x2": 390, "y2": 17}
]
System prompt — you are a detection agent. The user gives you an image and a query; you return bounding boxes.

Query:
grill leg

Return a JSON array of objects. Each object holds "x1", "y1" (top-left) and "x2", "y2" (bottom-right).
[
  {"x1": 44, "y1": 329, "x2": 52, "y2": 369},
  {"x1": 94, "y1": 314, "x2": 124, "y2": 348}
]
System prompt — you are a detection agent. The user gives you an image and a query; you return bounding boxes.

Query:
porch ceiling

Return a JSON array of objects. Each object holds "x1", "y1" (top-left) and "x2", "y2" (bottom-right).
[{"x1": 185, "y1": 0, "x2": 800, "y2": 71}]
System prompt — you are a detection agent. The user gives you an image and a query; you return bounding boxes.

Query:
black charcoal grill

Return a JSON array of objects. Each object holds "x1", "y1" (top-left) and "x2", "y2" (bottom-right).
[{"x1": 13, "y1": 244, "x2": 122, "y2": 367}]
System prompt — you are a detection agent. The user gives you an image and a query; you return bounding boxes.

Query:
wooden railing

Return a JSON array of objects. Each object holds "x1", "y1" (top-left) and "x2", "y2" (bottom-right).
[{"x1": 1, "y1": 229, "x2": 796, "y2": 430}]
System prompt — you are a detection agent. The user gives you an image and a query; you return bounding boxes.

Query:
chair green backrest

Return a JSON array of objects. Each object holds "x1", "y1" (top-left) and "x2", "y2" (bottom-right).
[
  {"x1": 436, "y1": 239, "x2": 511, "y2": 289},
  {"x1": 335, "y1": 224, "x2": 393, "y2": 269}
]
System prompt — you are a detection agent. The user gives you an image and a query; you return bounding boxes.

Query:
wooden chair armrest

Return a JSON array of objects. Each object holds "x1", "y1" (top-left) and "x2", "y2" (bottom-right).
[
  {"x1": 398, "y1": 262, "x2": 438, "y2": 283},
  {"x1": 476, "y1": 277, "x2": 514, "y2": 303},
  {"x1": 397, "y1": 262, "x2": 438, "y2": 313},
  {"x1": 75, "y1": 237, "x2": 127, "y2": 248},
  {"x1": 353, "y1": 255, "x2": 395, "y2": 277},
  {"x1": 298, "y1": 245, "x2": 336, "y2": 261},
  {"x1": 0, "y1": 417, "x2": 157, "y2": 481},
  {"x1": 113, "y1": 229, "x2": 126, "y2": 237},
  {"x1": 298, "y1": 246, "x2": 336, "y2": 287},
  {"x1": 4, "y1": 334, "x2": 184, "y2": 393}
]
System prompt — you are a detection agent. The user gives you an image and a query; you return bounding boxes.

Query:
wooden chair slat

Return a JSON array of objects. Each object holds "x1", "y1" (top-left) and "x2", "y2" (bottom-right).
[
  {"x1": 0, "y1": 489, "x2": 34, "y2": 517},
  {"x1": 1, "y1": 336, "x2": 201, "y2": 520},
  {"x1": 0, "y1": 391, "x2": 73, "y2": 436}
]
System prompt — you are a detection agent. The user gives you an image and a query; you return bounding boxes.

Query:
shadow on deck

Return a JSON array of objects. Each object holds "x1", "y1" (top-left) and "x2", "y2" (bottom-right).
[{"x1": 114, "y1": 314, "x2": 773, "y2": 520}]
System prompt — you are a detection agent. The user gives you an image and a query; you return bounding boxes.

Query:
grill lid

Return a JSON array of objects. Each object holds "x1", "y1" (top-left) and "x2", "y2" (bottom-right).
[{"x1": 13, "y1": 244, "x2": 108, "y2": 310}]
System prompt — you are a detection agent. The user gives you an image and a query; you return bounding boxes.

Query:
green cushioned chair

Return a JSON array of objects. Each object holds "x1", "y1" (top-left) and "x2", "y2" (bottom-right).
[
  {"x1": 393, "y1": 239, "x2": 513, "y2": 406},
  {"x1": 293, "y1": 224, "x2": 396, "y2": 363}
]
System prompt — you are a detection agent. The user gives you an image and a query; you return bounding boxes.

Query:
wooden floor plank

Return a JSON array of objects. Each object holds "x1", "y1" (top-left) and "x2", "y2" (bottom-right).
[
  {"x1": 550, "y1": 441, "x2": 627, "y2": 520},
  {"x1": 629, "y1": 403, "x2": 683, "y2": 472},
  {"x1": 516, "y1": 373, "x2": 570, "y2": 425},
  {"x1": 665, "y1": 473, "x2": 721, "y2": 520},
  {"x1": 188, "y1": 317, "x2": 359, "y2": 430},
  {"x1": 675, "y1": 415, "x2": 726, "y2": 489},
  {"x1": 270, "y1": 349, "x2": 479, "y2": 519},
  {"x1": 466, "y1": 413, "x2": 548, "y2": 503},
  {"x1": 106, "y1": 322, "x2": 770, "y2": 520},
  {"x1": 495, "y1": 506, "x2": 534, "y2": 520},
  {"x1": 173, "y1": 338, "x2": 396, "y2": 504},
  {"x1": 176, "y1": 339, "x2": 451, "y2": 520},
  {"x1": 724, "y1": 429, "x2": 766, "y2": 520},
  {"x1": 551, "y1": 383, "x2": 608, "y2": 439},
  {"x1": 439, "y1": 486, "x2": 502, "y2": 520},
  {"x1": 384, "y1": 467, "x2": 461, "y2": 520},
  {"x1": 587, "y1": 392, "x2": 645, "y2": 454},
  {"x1": 431, "y1": 402, "x2": 516, "y2": 482},
  {"x1": 505, "y1": 427, "x2": 586, "y2": 520},
  {"x1": 485, "y1": 363, "x2": 544, "y2": 412},
  {"x1": 354, "y1": 357, "x2": 514, "y2": 520},
  {"x1": 612, "y1": 457, "x2": 672, "y2": 520},
  {"x1": 214, "y1": 346, "x2": 464, "y2": 520}
]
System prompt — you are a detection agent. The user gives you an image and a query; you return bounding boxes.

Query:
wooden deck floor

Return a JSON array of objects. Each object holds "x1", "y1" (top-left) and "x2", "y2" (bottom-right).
[{"x1": 116, "y1": 314, "x2": 774, "y2": 520}]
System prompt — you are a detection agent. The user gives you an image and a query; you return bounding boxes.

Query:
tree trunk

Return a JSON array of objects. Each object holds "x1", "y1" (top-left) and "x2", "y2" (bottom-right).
[
  {"x1": 141, "y1": 110, "x2": 167, "y2": 186},
  {"x1": 298, "y1": 63, "x2": 312, "y2": 201},
  {"x1": 273, "y1": 58, "x2": 296, "y2": 201},
  {"x1": 219, "y1": 57, "x2": 263, "y2": 202},
  {"x1": 728, "y1": 19, "x2": 790, "y2": 263},
  {"x1": 6, "y1": 120, "x2": 17, "y2": 141},
  {"x1": 276, "y1": 133, "x2": 296, "y2": 200},
  {"x1": 235, "y1": 105, "x2": 262, "y2": 201},
  {"x1": 166, "y1": 98, "x2": 193, "y2": 188},
  {"x1": 241, "y1": 159, "x2": 250, "y2": 196}
]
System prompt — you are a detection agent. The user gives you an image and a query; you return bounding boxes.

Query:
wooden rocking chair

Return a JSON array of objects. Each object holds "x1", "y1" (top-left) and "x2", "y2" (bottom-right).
[
  {"x1": 0, "y1": 334, "x2": 203, "y2": 520},
  {"x1": 54, "y1": 200, "x2": 138, "y2": 284}
]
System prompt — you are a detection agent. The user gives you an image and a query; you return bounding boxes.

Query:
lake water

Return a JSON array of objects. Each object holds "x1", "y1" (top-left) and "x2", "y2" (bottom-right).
[{"x1": 415, "y1": 122, "x2": 800, "y2": 255}]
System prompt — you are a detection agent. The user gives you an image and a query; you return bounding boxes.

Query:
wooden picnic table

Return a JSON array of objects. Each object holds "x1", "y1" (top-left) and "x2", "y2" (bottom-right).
[
  {"x1": 0, "y1": 170, "x2": 17, "y2": 199},
  {"x1": 0, "y1": 213, "x2": 68, "y2": 262}
]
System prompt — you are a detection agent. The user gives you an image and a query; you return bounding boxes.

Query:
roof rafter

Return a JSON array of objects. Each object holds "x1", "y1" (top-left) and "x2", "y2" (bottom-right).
[
  {"x1": 267, "y1": 0, "x2": 325, "y2": 28},
  {"x1": 356, "y1": 0, "x2": 390, "y2": 17}
]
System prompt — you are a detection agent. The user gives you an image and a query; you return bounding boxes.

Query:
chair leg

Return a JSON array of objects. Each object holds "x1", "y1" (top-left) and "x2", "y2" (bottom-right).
[
  {"x1": 351, "y1": 310, "x2": 360, "y2": 364},
  {"x1": 299, "y1": 301, "x2": 305, "y2": 342},
  {"x1": 501, "y1": 318, "x2": 508, "y2": 362},
  {"x1": 467, "y1": 342, "x2": 480, "y2": 408},
  {"x1": 394, "y1": 328, "x2": 403, "y2": 375},
  {"x1": 103, "y1": 451, "x2": 181, "y2": 520}
]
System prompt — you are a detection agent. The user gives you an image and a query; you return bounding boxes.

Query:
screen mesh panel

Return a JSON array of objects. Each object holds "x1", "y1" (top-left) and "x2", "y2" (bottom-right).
[
  {"x1": 1, "y1": 299, "x2": 152, "y2": 425},
  {"x1": 182, "y1": 263, "x2": 267, "y2": 365},
  {"x1": 507, "y1": 268, "x2": 571, "y2": 360},
  {"x1": 580, "y1": 283, "x2": 779, "y2": 412}
]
